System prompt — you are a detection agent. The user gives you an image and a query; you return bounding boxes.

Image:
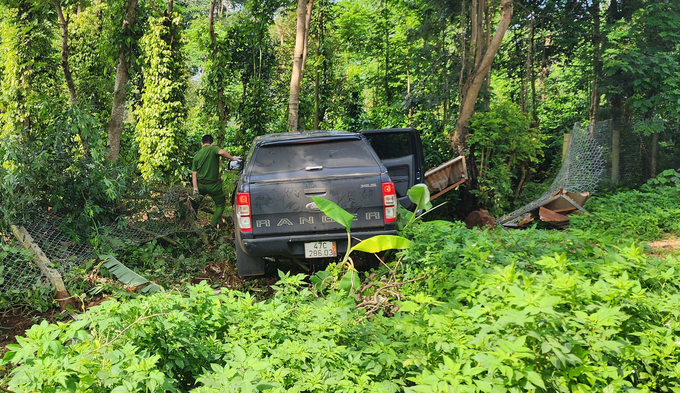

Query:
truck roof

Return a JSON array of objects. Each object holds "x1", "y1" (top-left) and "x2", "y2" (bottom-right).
[{"x1": 255, "y1": 131, "x2": 361, "y2": 146}]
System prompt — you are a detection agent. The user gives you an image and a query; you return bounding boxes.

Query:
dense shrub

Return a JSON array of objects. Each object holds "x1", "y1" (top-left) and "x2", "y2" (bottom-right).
[
  {"x1": 571, "y1": 171, "x2": 680, "y2": 240},
  {"x1": 3, "y1": 186, "x2": 680, "y2": 392}
]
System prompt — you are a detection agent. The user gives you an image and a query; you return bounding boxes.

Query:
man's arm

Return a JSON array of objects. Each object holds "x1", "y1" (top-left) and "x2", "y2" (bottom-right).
[
  {"x1": 192, "y1": 171, "x2": 199, "y2": 191},
  {"x1": 218, "y1": 149, "x2": 234, "y2": 160}
]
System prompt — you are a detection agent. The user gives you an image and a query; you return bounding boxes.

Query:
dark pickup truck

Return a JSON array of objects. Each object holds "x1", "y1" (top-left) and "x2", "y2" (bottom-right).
[{"x1": 232, "y1": 128, "x2": 425, "y2": 276}]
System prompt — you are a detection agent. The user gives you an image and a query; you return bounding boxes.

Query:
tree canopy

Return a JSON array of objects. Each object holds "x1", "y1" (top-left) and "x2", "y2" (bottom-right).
[{"x1": 1, "y1": 0, "x2": 679, "y2": 221}]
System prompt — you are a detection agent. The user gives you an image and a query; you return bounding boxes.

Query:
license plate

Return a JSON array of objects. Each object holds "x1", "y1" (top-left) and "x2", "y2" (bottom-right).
[{"x1": 304, "y1": 241, "x2": 337, "y2": 258}]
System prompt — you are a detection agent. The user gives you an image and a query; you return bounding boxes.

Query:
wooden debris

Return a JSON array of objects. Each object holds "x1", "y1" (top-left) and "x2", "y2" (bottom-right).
[
  {"x1": 10, "y1": 225, "x2": 75, "y2": 311},
  {"x1": 539, "y1": 207, "x2": 570, "y2": 228},
  {"x1": 500, "y1": 189, "x2": 590, "y2": 229},
  {"x1": 424, "y1": 156, "x2": 467, "y2": 200}
]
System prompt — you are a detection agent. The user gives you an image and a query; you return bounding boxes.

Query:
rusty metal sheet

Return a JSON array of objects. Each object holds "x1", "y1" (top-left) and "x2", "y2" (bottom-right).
[{"x1": 425, "y1": 156, "x2": 467, "y2": 200}]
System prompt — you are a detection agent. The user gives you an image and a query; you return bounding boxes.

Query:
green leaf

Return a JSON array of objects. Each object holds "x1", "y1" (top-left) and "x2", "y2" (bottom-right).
[
  {"x1": 101, "y1": 255, "x2": 162, "y2": 294},
  {"x1": 339, "y1": 270, "x2": 360, "y2": 293},
  {"x1": 526, "y1": 370, "x2": 546, "y2": 389},
  {"x1": 350, "y1": 235, "x2": 412, "y2": 253},
  {"x1": 407, "y1": 183, "x2": 433, "y2": 211},
  {"x1": 310, "y1": 196, "x2": 355, "y2": 230}
]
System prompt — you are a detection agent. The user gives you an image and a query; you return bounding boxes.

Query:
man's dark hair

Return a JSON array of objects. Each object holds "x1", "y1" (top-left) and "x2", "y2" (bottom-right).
[{"x1": 202, "y1": 134, "x2": 214, "y2": 144}]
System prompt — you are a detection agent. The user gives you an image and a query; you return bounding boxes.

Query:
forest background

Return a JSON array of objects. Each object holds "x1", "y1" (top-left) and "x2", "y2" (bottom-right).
[
  {"x1": 2, "y1": 0, "x2": 680, "y2": 391},
  {"x1": 1, "y1": 0, "x2": 680, "y2": 225}
]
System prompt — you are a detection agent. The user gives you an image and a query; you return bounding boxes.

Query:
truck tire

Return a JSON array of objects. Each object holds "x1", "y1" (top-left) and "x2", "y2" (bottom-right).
[{"x1": 235, "y1": 233, "x2": 265, "y2": 276}]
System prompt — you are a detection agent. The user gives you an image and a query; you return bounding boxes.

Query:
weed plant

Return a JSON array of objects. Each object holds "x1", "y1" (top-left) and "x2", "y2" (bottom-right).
[{"x1": 3, "y1": 179, "x2": 680, "y2": 392}]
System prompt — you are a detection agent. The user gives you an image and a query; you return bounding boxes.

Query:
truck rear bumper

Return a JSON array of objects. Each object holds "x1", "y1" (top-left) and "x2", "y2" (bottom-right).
[{"x1": 241, "y1": 230, "x2": 398, "y2": 258}]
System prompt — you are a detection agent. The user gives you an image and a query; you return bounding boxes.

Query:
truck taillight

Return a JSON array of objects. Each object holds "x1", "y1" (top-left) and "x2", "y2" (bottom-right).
[
  {"x1": 236, "y1": 192, "x2": 252, "y2": 232},
  {"x1": 382, "y1": 182, "x2": 397, "y2": 223}
]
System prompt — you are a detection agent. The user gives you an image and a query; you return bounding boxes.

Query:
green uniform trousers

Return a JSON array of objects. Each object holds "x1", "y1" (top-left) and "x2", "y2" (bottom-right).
[{"x1": 198, "y1": 182, "x2": 226, "y2": 227}]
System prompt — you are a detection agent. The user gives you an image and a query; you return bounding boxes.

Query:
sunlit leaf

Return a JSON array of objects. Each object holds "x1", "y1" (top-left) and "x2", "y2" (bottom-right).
[
  {"x1": 350, "y1": 235, "x2": 412, "y2": 253},
  {"x1": 310, "y1": 196, "x2": 355, "y2": 230}
]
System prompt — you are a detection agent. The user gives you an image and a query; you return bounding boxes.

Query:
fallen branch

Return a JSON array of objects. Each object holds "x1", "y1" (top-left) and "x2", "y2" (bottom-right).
[
  {"x1": 10, "y1": 225, "x2": 75, "y2": 311},
  {"x1": 357, "y1": 273, "x2": 428, "y2": 320}
]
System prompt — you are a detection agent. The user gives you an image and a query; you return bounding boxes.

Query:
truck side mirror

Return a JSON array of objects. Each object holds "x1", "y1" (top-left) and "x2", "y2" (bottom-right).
[{"x1": 229, "y1": 157, "x2": 244, "y2": 172}]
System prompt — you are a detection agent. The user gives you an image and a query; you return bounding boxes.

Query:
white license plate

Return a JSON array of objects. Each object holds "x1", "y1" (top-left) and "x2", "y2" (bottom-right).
[{"x1": 304, "y1": 241, "x2": 337, "y2": 258}]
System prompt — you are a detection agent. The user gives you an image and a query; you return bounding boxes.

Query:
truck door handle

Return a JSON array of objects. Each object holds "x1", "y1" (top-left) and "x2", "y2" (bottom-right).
[
  {"x1": 305, "y1": 165, "x2": 323, "y2": 171},
  {"x1": 305, "y1": 188, "x2": 327, "y2": 195}
]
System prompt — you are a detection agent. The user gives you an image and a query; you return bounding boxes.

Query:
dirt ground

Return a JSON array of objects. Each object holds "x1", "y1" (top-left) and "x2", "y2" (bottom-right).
[
  {"x1": 647, "y1": 236, "x2": 680, "y2": 252},
  {"x1": 1, "y1": 308, "x2": 57, "y2": 354}
]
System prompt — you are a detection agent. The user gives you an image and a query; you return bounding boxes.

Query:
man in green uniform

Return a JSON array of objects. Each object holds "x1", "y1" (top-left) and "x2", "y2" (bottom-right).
[{"x1": 192, "y1": 134, "x2": 237, "y2": 228}]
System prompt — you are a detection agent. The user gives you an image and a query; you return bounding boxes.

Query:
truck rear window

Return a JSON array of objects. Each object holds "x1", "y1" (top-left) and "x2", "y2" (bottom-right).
[
  {"x1": 251, "y1": 140, "x2": 378, "y2": 175},
  {"x1": 364, "y1": 132, "x2": 413, "y2": 160}
]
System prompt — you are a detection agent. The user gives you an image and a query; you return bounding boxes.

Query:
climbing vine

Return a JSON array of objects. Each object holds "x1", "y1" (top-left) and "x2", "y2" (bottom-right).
[{"x1": 135, "y1": 12, "x2": 188, "y2": 182}]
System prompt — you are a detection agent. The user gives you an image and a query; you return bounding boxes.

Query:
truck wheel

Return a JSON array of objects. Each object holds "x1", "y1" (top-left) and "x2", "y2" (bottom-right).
[{"x1": 235, "y1": 233, "x2": 265, "y2": 276}]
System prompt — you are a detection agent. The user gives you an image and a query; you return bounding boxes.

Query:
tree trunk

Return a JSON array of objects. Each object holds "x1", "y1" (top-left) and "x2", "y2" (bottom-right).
[
  {"x1": 383, "y1": 3, "x2": 391, "y2": 103},
  {"x1": 209, "y1": 0, "x2": 228, "y2": 145},
  {"x1": 458, "y1": 0, "x2": 467, "y2": 99},
  {"x1": 313, "y1": 8, "x2": 321, "y2": 130},
  {"x1": 301, "y1": 0, "x2": 314, "y2": 74},
  {"x1": 450, "y1": 0, "x2": 513, "y2": 156},
  {"x1": 11, "y1": 225, "x2": 75, "y2": 311},
  {"x1": 288, "y1": 0, "x2": 309, "y2": 132},
  {"x1": 55, "y1": 0, "x2": 76, "y2": 105},
  {"x1": 55, "y1": 0, "x2": 89, "y2": 155},
  {"x1": 651, "y1": 131, "x2": 659, "y2": 178},
  {"x1": 588, "y1": 0, "x2": 601, "y2": 135},
  {"x1": 106, "y1": 0, "x2": 138, "y2": 162}
]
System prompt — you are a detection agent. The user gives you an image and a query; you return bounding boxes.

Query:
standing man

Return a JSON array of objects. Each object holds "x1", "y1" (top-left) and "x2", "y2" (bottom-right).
[{"x1": 192, "y1": 134, "x2": 237, "y2": 229}]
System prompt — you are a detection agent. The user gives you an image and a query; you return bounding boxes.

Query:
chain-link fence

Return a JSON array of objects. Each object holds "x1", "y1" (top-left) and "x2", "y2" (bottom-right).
[
  {"x1": 500, "y1": 118, "x2": 680, "y2": 225},
  {"x1": 499, "y1": 122, "x2": 607, "y2": 226},
  {"x1": 1, "y1": 187, "x2": 205, "y2": 298}
]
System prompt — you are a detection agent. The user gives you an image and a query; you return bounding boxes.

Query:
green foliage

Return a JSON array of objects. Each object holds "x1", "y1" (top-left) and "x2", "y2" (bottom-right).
[
  {"x1": 644, "y1": 168, "x2": 680, "y2": 189},
  {"x1": 468, "y1": 100, "x2": 547, "y2": 215},
  {"x1": 69, "y1": 0, "x2": 118, "y2": 122},
  {"x1": 398, "y1": 220, "x2": 680, "y2": 391},
  {"x1": 0, "y1": 106, "x2": 128, "y2": 226},
  {"x1": 6, "y1": 197, "x2": 680, "y2": 391},
  {"x1": 310, "y1": 195, "x2": 411, "y2": 277},
  {"x1": 0, "y1": 0, "x2": 63, "y2": 137},
  {"x1": 571, "y1": 181, "x2": 680, "y2": 241},
  {"x1": 309, "y1": 196, "x2": 355, "y2": 231},
  {"x1": 135, "y1": 13, "x2": 189, "y2": 183},
  {"x1": 603, "y1": 1, "x2": 680, "y2": 122}
]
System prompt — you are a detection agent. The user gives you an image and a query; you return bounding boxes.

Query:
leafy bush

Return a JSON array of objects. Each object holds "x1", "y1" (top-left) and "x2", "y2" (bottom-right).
[
  {"x1": 571, "y1": 183, "x2": 680, "y2": 240},
  {"x1": 467, "y1": 101, "x2": 547, "y2": 215},
  {"x1": 0, "y1": 108, "x2": 129, "y2": 228}
]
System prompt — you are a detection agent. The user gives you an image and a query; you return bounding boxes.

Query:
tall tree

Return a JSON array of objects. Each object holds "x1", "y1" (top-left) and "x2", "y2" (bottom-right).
[
  {"x1": 0, "y1": 0, "x2": 59, "y2": 137},
  {"x1": 55, "y1": 0, "x2": 77, "y2": 106},
  {"x1": 106, "y1": 0, "x2": 138, "y2": 162},
  {"x1": 587, "y1": 0, "x2": 602, "y2": 135},
  {"x1": 450, "y1": 0, "x2": 513, "y2": 156},
  {"x1": 54, "y1": 0, "x2": 91, "y2": 155},
  {"x1": 288, "y1": 0, "x2": 311, "y2": 132},
  {"x1": 207, "y1": 0, "x2": 229, "y2": 145}
]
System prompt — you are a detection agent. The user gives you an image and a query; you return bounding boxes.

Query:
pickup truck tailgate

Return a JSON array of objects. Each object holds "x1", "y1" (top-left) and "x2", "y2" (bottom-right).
[{"x1": 248, "y1": 171, "x2": 387, "y2": 236}]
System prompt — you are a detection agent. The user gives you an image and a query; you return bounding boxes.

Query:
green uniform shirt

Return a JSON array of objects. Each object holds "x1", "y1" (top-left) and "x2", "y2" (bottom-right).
[{"x1": 192, "y1": 145, "x2": 221, "y2": 182}]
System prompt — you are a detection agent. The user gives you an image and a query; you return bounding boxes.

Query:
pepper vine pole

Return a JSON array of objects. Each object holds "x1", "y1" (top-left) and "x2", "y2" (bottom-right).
[
  {"x1": 106, "y1": 0, "x2": 139, "y2": 162},
  {"x1": 450, "y1": 0, "x2": 513, "y2": 156}
]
